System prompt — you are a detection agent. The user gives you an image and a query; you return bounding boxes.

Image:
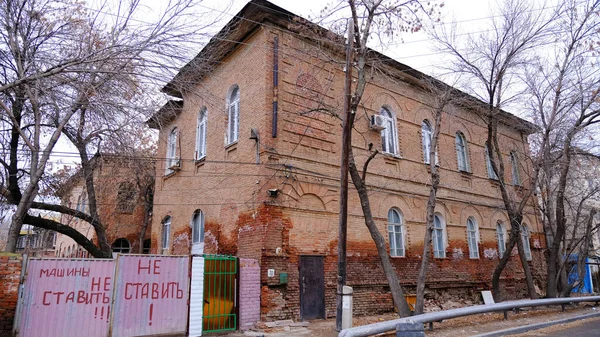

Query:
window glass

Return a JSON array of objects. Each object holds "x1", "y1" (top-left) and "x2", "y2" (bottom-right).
[
  {"x1": 433, "y1": 215, "x2": 446, "y2": 258},
  {"x1": 521, "y1": 224, "x2": 532, "y2": 260},
  {"x1": 387, "y1": 208, "x2": 404, "y2": 257},
  {"x1": 162, "y1": 216, "x2": 171, "y2": 250},
  {"x1": 467, "y1": 217, "x2": 479, "y2": 259},
  {"x1": 192, "y1": 210, "x2": 205, "y2": 244},
  {"x1": 196, "y1": 108, "x2": 207, "y2": 159},
  {"x1": 497, "y1": 222, "x2": 506, "y2": 257},
  {"x1": 112, "y1": 238, "x2": 131, "y2": 254},
  {"x1": 166, "y1": 127, "x2": 178, "y2": 172},
  {"x1": 456, "y1": 132, "x2": 470, "y2": 172},
  {"x1": 228, "y1": 86, "x2": 240, "y2": 144},
  {"x1": 510, "y1": 151, "x2": 521, "y2": 185},
  {"x1": 380, "y1": 107, "x2": 398, "y2": 155},
  {"x1": 486, "y1": 145, "x2": 499, "y2": 179}
]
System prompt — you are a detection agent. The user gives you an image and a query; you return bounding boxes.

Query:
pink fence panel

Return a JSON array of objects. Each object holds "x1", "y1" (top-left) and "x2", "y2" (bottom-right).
[
  {"x1": 111, "y1": 255, "x2": 190, "y2": 337},
  {"x1": 16, "y1": 258, "x2": 115, "y2": 337}
]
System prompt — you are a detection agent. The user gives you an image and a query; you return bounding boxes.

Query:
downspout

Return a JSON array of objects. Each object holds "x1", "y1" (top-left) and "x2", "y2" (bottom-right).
[{"x1": 272, "y1": 36, "x2": 279, "y2": 138}]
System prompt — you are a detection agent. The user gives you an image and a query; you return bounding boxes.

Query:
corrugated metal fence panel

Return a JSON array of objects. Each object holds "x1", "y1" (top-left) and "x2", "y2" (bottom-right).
[
  {"x1": 188, "y1": 256, "x2": 205, "y2": 337},
  {"x1": 111, "y1": 255, "x2": 190, "y2": 337},
  {"x1": 16, "y1": 258, "x2": 115, "y2": 337}
]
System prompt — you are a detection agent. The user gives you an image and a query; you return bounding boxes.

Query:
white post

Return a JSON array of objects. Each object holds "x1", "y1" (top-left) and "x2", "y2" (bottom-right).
[{"x1": 342, "y1": 285, "x2": 353, "y2": 329}]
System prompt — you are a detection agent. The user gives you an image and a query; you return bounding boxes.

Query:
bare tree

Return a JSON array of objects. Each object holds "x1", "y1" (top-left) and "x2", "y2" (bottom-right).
[
  {"x1": 320, "y1": 0, "x2": 442, "y2": 317},
  {"x1": 524, "y1": 0, "x2": 600, "y2": 297},
  {"x1": 431, "y1": 0, "x2": 559, "y2": 300},
  {"x1": 414, "y1": 80, "x2": 456, "y2": 314},
  {"x1": 0, "y1": 0, "x2": 224, "y2": 255}
]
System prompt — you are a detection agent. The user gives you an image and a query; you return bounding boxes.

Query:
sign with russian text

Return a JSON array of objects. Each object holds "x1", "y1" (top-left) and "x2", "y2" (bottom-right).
[
  {"x1": 111, "y1": 255, "x2": 190, "y2": 337},
  {"x1": 17, "y1": 258, "x2": 115, "y2": 337}
]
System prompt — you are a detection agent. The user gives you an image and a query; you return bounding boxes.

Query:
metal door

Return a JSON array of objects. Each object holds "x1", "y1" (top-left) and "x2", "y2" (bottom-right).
[
  {"x1": 202, "y1": 254, "x2": 238, "y2": 333},
  {"x1": 299, "y1": 255, "x2": 325, "y2": 320}
]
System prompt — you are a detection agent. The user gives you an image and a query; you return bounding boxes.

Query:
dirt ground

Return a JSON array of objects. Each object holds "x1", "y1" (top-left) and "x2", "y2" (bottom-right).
[{"x1": 237, "y1": 303, "x2": 599, "y2": 337}]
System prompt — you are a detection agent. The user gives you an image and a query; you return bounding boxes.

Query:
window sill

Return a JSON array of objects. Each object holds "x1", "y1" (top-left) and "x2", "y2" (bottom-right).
[
  {"x1": 195, "y1": 156, "x2": 206, "y2": 166},
  {"x1": 390, "y1": 255, "x2": 406, "y2": 258},
  {"x1": 382, "y1": 153, "x2": 401, "y2": 160},
  {"x1": 459, "y1": 170, "x2": 472, "y2": 176},
  {"x1": 225, "y1": 141, "x2": 238, "y2": 150},
  {"x1": 163, "y1": 170, "x2": 178, "y2": 179}
]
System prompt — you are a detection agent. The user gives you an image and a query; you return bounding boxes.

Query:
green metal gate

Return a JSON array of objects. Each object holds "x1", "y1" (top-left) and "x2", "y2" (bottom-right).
[{"x1": 203, "y1": 254, "x2": 238, "y2": 333}]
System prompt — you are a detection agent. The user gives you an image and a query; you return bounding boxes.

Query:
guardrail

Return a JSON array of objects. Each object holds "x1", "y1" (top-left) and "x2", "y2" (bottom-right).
[{"x1": 338, "y1": 295, "x2": 600, "y2": 337}]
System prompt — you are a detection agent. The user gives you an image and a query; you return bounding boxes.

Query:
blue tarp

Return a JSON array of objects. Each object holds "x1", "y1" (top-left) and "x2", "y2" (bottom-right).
[{"x1": 567, "y1": 255, "x2": 593, "y2": 294}]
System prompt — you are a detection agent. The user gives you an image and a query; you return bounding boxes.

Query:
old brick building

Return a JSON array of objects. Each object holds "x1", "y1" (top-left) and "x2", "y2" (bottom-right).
[
  {"x1": 149, "y1": 0, "x2": 545, "y2": 320},
  {"x1": 55, "y1": 154, "x2": 154, "y2": 257}
]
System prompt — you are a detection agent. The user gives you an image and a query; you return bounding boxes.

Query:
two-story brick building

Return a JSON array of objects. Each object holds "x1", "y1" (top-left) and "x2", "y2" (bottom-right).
[
  {"x1": 55, "y1": 154, "x2": 154, "y2": 257},
  {"x1": 148, "y1": 0, "x2": 545, "y2": 320}
]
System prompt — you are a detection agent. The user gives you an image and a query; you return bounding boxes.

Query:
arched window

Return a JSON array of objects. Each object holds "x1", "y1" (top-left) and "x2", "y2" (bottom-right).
[
  {"x1": 496, "y1": 222, "x2": 507, "y2": 257},
  {"x1": 227, "y1": 86, "x2": 240, "y2": 145},
  {"x1": 422, "y1": 120, "x2": 432, "y2": 163},
  {"x1": 76, "y1": 190, "x2": 87, "y2": 212},
  {"x1": 116, "y1": 181, "x2": 136, "y2": 213},
  {"x1": 162, "y1": 216, "x2": 172, "y2": 251},
  {"x1": 196, "y1": 107, "x2": 207, "y2": 160},
  {"x1": 510, "y1": 151, "x2": 521, "y2": 185},
  {"x1": 380, "y1": 106, "x2": 398, "y2": 155},
  {"x1": 112, "y1": 238, "x2": 131, "y2": 254},
  {"x1": 485, "y1": 145, "x2": 498, "y2": 180},
  {"x1": 455, "y1": 132, "x2": 470, "y2": 172},
  {"x1": 433, "y1": 214, "x2": 446, "y2": 258},
  {"x1": 521, "y1": 224, "x2": 532, "y2": 260},
  {"x1": 166, "y1": 127, "x2": 179, "y2": 172},
  {"x1": 191, "y1": 210, "x2": 205, "y2": 244},
  {"x1": 387, "y1": 208, "x2": 405, "y2": 257},
  {"x1": 466, "y1": 217, "x2": 479, "y2": 259}
]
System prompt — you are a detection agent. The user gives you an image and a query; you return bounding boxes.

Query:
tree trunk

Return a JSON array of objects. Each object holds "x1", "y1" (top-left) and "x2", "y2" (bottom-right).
[
  {"x1": 348, "y1": 152, "x2": 411, "y2": 317},
  {"x1": 415, "y1": 179, "x2": 437, "y2": 314}
]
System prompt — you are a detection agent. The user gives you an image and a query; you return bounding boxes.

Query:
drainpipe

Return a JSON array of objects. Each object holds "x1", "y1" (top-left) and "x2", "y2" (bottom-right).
[{"x1": 272, "y1": 36, "x2": 279, "y2": 138}]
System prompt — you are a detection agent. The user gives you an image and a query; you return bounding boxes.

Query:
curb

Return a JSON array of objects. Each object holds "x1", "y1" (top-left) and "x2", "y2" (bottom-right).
[{"x1": 472, "y1": 311, "x2": 600, "y2": 337}]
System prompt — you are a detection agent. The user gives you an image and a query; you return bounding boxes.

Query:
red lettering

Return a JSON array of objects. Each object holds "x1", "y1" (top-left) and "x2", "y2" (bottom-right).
[
  {"x1": 53, "y1": 291, "x2": 64, "y2": 304},
  {"x1": 56, "y1": 269, "x2": 64, "y2": 277},
  {"x1": 77, "y1": 291, "x2": 88, "y2": 303},
  {"x1": 65, "y1": 292, "x2": 75, "y2": 303},
  {"x1": 103, "y1": 277, "x2": 111, "y2": 291},
  {"x1": 82, "y1": 268, "x2": 89, "y2": 277},
  {"x1": 151, "y1": 283, "x2": 159, "y2": 299},
  {"x1": 125, "y1": 283, "x2": 133, "y2": 300},
  {"x1": 42, "y1": 291, "x2": 52, "y2": 305},
  {"x1": 176, "y1": 283, "x2": 183, "y2": 299},
  {"x1": 103, "y1": 294, "x2": 110, "y2": 304},
  {"x1": 91, "y1": 277, "x2": 101, "y2": 291},
  {"x1": 137, "y1": 260, "x2": 151, "y2": 274},
  {"x1": 141, "y1": 283, "x2": 149, "y2": 299},
  {"x1": 40, "y1": 269, "x2": 50, "y2": 278},
  {"x1": 153, "y1": 260, "x2": 161, "y2": 274}
]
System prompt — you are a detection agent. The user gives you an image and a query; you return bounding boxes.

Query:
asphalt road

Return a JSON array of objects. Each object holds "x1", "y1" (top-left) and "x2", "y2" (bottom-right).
[{"x1": 510, "y1": 316, "x2": 600, "y2": 337}]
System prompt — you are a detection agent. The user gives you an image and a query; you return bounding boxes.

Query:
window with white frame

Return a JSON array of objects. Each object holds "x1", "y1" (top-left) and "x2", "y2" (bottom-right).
[
  {"x1": 521, "y1": 224, "x2": 532, "y2": 260},
  {"x1": 227, "y1": 86, "x2": 240, "y2": 145},
  {"x1": 166, "y1": 127, "x2": 178, "y2": 172},
  {"x1": 388, "y1": 208, "x2": 405, "y2": 257},
  {"x1": 485, "y1": 145, "x2": 498, "y2": 180},
  {"x1": 510, "y1": 151, "x2": 521, "y2": 185},
  {"x1": 455, "y1": 132, "x2": 470, "y2": 172},
  {"x1": 162, "y1": 216, "x2": 171, "y2": 250},
  {"x1": 433, "y1": 214, "x2": 446, "y2": 258},
  {"x1": 191, "y1": 210, "x2": 205, "y2": 244},
  {"x1": 195, "y1": 107, "x2": 207, "y2": 160},
  {"x1": 380, "y1": 106, "x2": 398, "y2": 155},
  {"x1": 422, "y1": 120, "x2": 432, "y2": 163},
  {"x1": 467, "y1": 217, "x2": 479, "y2": 259},
  {"x1": 496, "y1": 222, "x2": 507, "y2": 258}
]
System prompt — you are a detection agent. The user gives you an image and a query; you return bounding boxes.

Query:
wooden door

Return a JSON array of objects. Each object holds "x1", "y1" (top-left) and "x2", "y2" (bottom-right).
[{"x1": 299, "y1": 255, "x2": 325, "y2": 320}]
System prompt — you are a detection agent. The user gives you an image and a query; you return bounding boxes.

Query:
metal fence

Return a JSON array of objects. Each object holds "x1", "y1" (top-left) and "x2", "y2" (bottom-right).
[
  {"x1": 202, "y1": 254, "x2": 238, "y2": 333},
  {"x1": 338, "y1": 295, "x2": 600, "y2": 337}
]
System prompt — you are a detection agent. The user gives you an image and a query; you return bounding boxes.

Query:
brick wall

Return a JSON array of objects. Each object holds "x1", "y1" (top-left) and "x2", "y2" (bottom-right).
[
  {"x1": 0, "y1": 253, "x2": 22, "y2": 336},
  {"x1": 149, "y1": 13, "x2": 546, "y2": 322},
  {"x1": 239, "y1": 259, "x2": 260, "y2": 330}
]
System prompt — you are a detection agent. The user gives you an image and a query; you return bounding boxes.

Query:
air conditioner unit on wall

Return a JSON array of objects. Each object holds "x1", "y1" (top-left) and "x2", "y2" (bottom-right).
[{"x1": 370, "y1": 114, "x2": 386, "y2": 131}]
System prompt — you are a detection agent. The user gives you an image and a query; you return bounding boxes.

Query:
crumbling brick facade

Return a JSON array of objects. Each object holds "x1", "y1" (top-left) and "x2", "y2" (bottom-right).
[
  {"x1": 149, "y1": 0, "x2": 545, "y2": 321},
  {"x1": 0, "y1": 253, "x2": 22, "y2": 336}
]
